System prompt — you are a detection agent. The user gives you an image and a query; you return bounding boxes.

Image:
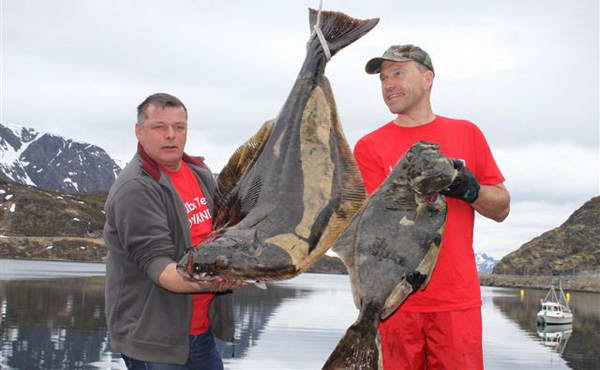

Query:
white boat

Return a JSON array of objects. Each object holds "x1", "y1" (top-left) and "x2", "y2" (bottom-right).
[{"x1": 536, "y1": 282, "x2": 573, "y2": 325}]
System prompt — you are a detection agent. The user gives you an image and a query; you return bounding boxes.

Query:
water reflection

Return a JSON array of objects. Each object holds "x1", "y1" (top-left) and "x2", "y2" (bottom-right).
[
  {"x1": 218, "y1": 282, "x2": 313, "y2": 359},
  {"x1": 0, "y1": 278, "x2": 109, "y2": 369},
  {"x1": 536, "y1": 324, "x2": 572, "y2": 354},
  {"x1": 2, "y1": 260, "x2": 600, "y2": 370},
  {"x1": 221, "y1": 275, "x2": 358, "y2": 369},
  {"x1": 490, "y1": 286, "x2": 600, "y2": 369},
  {"x1": 0, "y1": 278, "x2": 310, "y2": 369},
  {"x1": 0, "y1": 265, "x2": 353, "y2": 370}
]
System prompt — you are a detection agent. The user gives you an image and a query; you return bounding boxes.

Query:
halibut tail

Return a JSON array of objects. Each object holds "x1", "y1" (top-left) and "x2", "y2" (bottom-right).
[
  {"x1": 322, "y1": 307, "x2": 381, "y2": 370},
  {"x1": 308, "y1": 9, "x2": 379, "y2": 58}
]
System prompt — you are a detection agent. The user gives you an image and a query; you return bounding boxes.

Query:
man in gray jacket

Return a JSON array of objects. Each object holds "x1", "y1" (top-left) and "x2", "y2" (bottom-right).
[{"x1": 104, "y1": 93, "x2": 242, "y2": 369}]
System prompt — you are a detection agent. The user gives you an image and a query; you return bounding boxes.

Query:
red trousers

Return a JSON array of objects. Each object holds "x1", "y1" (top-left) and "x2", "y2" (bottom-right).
[{"x1": 378, "y1": 307, "x2": 483, "y2": 370}]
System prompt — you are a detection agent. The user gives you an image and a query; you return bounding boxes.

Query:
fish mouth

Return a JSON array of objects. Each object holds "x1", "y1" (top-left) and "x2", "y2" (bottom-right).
[
  {"x1": 190, "y1": 270, "x2": 215, "y2": 281},
  {"x1": 191, "y1": 255, "x2": 230, "y2": 281},
  {"x1": 422, "y1": 193, "x2": 439, "y2": 203},
  {"x1": 176, "y1": 251, "x2": 224, "y2": 281}
]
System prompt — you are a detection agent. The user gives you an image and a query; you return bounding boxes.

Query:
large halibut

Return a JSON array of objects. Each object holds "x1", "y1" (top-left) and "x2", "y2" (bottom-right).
[
  {"x1": 323, "y1": 141, "x2": 458, "y2": 370},
  {"x1": 177, "y1": 9, "x2": 378, "y2": 281}
]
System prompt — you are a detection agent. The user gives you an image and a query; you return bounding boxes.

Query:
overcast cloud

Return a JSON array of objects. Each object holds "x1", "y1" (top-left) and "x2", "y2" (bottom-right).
[{"x1": 1, "y1": 0, "x2": 598, "y2": 259}]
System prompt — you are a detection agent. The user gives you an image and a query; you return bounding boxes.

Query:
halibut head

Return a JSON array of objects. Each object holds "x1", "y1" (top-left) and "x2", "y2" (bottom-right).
[
  {"x1": 177, "y1": 9, "x2": 378, "y2": 281},
  {"x1": 322, "y1": 141, "x2": 458, "y2": 370}
]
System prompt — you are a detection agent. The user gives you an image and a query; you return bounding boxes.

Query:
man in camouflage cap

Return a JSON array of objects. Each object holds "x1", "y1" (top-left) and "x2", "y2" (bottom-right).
[{"x1": 353, "y1": 44, "x2": 511, "y2": 369}]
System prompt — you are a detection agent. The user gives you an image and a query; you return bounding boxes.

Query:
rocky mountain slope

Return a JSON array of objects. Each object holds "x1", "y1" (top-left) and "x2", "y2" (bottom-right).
[
  {"x1": 0, "y1": 179, "x2": 106, "y2": 261},
  {"x1": 0, "y1": 122, "x2": 121, "y2": 193},
  {"x1": 494, "y1": 196, "x2": 600, "y2": 275}
]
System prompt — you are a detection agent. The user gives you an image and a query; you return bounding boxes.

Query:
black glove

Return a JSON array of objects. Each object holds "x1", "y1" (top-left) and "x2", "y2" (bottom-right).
[{"x1": 440, "y1": 159, "x2": 480, "y2": 203}]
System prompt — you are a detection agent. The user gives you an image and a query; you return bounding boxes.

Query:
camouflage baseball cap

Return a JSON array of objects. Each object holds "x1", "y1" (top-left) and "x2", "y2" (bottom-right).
[{"x1": 365, "y1": 44, "x2": 434, "y2": 74}]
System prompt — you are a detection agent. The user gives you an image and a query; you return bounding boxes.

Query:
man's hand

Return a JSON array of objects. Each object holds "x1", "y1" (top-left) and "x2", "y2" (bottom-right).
[
  {"x1": 159, "y1": 263, "x2": 246, "y2": 293},
  {"x1": 440, "y1": 159, "x2": 480, "y2": 203},
  {"x1": 183, "y1": 276, "x2": 246, "y2": 293}
]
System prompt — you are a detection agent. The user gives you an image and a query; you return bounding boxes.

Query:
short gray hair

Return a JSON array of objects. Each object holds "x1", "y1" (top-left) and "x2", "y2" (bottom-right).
[{"x1": 137, "y1": 93, "x2": 188, "y2": 124}]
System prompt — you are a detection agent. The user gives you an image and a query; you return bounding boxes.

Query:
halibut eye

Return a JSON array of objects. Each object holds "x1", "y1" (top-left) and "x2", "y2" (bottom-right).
[{"x1": 215, "y1": 256, "x2": 229, "y2": 268}]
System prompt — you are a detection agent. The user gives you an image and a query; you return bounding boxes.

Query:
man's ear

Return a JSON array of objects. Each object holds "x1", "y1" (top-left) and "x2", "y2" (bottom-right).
[
  {"x1": 424, "y1": 70, "x2": 434, "y2": 90},
  {"x1": 135, "y1": 123, "x2": 142, "y2": 141}
]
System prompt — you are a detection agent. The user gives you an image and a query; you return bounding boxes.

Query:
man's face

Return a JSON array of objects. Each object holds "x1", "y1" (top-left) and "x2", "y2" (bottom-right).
[
  {"x1": 379, "y1": 60, "x2": 432, "y2": 114},
  {"x1": 135, "y1": 105, "x2": 188, "y2": 171}
]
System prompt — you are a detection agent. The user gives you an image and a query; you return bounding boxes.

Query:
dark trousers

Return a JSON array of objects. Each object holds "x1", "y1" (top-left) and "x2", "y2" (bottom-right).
[{"x1": 121, "y1": 331, "x2": 224, "y2": 370}]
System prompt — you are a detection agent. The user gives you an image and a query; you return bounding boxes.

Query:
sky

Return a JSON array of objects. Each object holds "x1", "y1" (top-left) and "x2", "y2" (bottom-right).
[{"x1": 1, "y1": 0, "x2": 598, "y2": 260}]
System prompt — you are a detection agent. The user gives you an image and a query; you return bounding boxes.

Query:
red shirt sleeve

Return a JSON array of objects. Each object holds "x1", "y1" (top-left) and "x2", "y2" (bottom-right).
[{"x1": 471, "y1": 125, "x2": 505, "y2": 186}]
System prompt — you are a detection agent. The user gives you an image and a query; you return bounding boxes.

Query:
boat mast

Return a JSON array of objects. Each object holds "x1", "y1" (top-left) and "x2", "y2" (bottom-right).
[{"x1": 558, "y1": 280, "x2": 571, "y2": 312}]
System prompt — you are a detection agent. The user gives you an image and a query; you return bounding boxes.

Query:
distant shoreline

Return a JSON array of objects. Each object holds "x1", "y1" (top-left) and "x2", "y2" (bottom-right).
[
  {"x1": 0, "y1": 236, "x2": 106, "y2": 262},
  {"x1": 479, "y1": 273, "x2": 600, "y2": 293},
  {"x1": 2, "y1": 247, "x2": 599, "y2": 293}
]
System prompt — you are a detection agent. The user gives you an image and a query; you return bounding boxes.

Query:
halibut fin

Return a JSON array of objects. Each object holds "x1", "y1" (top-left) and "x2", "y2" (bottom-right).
[
  {"x1": 380, "y1": 271, "x2": 430, "y2": 319},
  {"x1": 241, "y1": 176, "x2": 264, "y2": 216},
  {"x1": 214, "y1": 120, "x2": 274, "y2": 228}
]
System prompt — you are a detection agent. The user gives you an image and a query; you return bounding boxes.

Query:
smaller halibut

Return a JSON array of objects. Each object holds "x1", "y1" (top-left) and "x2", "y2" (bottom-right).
[{"x1": 323, "y1": 141, "x2": 457, "y2": 370}]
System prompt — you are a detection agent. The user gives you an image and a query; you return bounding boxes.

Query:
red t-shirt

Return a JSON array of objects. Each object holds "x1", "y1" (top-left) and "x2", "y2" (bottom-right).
[
  {"x1": 163, "y1": 162, "x2": 215, "y2": 334},
  {"x1": 353, "y1": 115, "x2": 505, "y2": 312}
]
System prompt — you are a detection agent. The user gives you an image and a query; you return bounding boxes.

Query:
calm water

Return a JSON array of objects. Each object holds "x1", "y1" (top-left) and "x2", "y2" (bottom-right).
[{"x1": 1, "y1": 259, "x2": 599, "y2": 370}]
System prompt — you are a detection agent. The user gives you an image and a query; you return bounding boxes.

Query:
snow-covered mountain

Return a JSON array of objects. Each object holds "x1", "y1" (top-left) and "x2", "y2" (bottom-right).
[
  {"x1": 475, "y1": 252, "x2": 498, "y2": 274},
  {"x1": 0, "y1": 122, "x2": 121, "y2": 193}
]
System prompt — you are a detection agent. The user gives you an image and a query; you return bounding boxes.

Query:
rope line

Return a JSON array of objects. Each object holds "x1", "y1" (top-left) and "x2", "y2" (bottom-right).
[{"x1": 308, "y1": 0, "x2": 331, "y2": 61}]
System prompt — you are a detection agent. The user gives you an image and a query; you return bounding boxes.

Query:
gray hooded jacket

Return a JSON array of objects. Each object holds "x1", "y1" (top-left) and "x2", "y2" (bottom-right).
[{"x1": 104, "y1": 145, "x2": 233, "y2": 364}]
